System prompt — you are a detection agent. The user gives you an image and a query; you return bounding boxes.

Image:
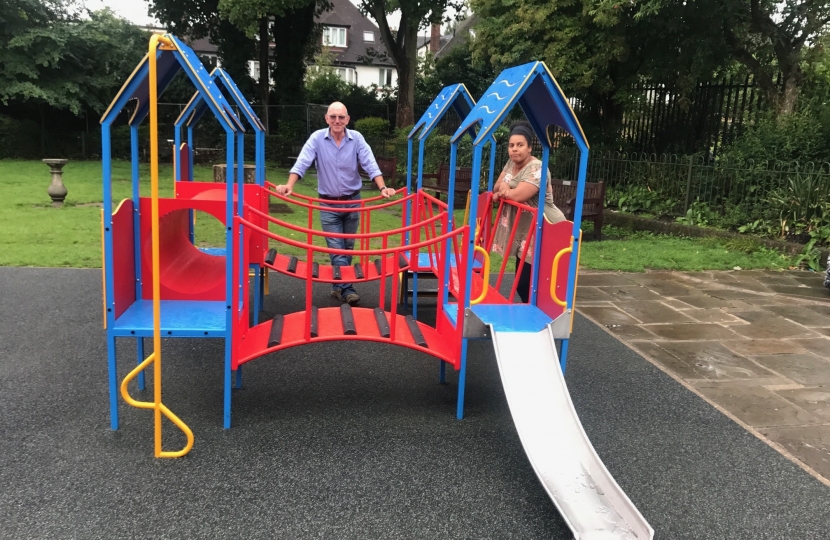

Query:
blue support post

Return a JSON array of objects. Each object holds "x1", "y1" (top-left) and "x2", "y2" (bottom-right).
[
  {"x1": 223, "y1": 133, "x2": 235, "y2": 429},
  {"x1": 559, "y1": 339, "x2": 570, "y2": 373},
  {"x1": 456, "y1": 338, "x2": 469, "y2": 419},
  {"x1": 136, "y1": 337, "x2": 145, "y2": 391},
  {"x1": 107, "y1": 335, "x2": 118, "y2": 430},
  {"x1": 187, "y1": 127, "x2": 194, "y2": 181},
  {"x1": 529, "y1": 145, "x2": 551, "y2": 306},
  {"x1": 102, "y1": 123, "x2": 119, "y2": 430},
  {"x1": 487, "y1": 136, "x2": 497, "y2": 191}
]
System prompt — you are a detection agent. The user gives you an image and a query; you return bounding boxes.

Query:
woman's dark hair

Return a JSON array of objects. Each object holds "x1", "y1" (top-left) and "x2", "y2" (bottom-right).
[{"x1": 509, "y1": 121, "x2": 534, "y2": 146}]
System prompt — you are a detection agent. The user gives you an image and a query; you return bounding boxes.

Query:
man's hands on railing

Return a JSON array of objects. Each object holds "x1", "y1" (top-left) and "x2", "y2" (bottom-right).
[
  {"x1": 380, "y1": 187, "x2": 395, "y2": 198},
  {"x1": 274, "y1": 184, "x2": 293, "y2": 196}
]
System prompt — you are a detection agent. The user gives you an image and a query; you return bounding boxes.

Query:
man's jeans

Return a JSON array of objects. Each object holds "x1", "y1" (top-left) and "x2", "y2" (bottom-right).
[{"x1": 319, "y1": 192, "x2": 361, "y2": 296}]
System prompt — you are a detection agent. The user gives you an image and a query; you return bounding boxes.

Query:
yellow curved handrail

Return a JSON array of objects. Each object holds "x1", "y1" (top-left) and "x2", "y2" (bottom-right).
[
  {"x1": 115, "y1": 34, "x2": 194, "y2": 459},
  {"x1": 550, "y1": 238, "x2": 574, "y2": 308},
  {"x1": 471, "y1": 245, "x2": 491, "y2": 305},
  {"x1": 120, "y1": 354, "x2": 156, "y2": 410}
]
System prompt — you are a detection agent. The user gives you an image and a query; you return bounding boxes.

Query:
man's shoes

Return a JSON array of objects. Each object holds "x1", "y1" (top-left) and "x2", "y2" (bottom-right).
[{"x1": 331, "y1": 289, "x2": 360, "y2": 306}]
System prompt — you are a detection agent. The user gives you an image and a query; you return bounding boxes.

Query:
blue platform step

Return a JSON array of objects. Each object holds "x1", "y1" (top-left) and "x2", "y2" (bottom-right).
[{"x1": 111, "y1": 300, "x2": 227, "y2": 337}]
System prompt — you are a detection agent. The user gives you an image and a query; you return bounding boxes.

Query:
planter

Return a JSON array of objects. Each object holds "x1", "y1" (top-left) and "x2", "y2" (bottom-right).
[
  {"x1": 43, "y1": 158, "x2": 69, "y2": 206},
  {"x1": 213, "y1": 164, "x2": 256, "y2": 184}
]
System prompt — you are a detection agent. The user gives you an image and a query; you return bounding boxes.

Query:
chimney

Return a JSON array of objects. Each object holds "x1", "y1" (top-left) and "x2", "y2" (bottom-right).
[{"x1": 430, "y1": 23, "x2": 441, "y2": 54}]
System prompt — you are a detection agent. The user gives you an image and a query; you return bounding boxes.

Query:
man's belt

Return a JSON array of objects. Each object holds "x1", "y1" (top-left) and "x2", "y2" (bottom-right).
[{"x1": 319, "y1": 190, "x2": 360, "y2": 201}]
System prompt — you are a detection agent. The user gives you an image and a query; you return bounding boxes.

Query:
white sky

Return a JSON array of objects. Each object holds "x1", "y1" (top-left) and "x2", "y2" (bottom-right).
[{"x1": 92, "y1": 0, "x2": 408, "y2": 30}]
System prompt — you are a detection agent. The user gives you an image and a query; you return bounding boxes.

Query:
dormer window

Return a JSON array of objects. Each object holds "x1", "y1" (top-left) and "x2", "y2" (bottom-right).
[
  {"x1": 323, "y1": 26, "x2": 347, "y2": 48},
  {"x1": 363, "y1": 31, "x2": 374, "y2": 42}
]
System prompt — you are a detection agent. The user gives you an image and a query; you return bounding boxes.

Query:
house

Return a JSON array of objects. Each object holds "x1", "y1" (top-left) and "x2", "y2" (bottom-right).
[
  {"x1": 417, "y1": 15, "x2": 478, "y2": 60},
  {"x1": 416, "y1": 24, "x2": 450, "y2": 58},
  {"x1": 317, "y1": 0, "x2": 398, "y2": 90}
]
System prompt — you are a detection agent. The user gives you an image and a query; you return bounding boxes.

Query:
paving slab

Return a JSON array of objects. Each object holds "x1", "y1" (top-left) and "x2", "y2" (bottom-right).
[
  {"x1": 722, "y1": 340, "x2": 809, "y2": 356},
  {"x1": 606, "y1": 285, "x2": 662, "y2": 301},
  {"x1": 693, "y1": 384, "x2": 820, "y2": 427},
  {"x1": 728, "y1": 312, "x2": 820, "y2": 339},
  {"x1": 655, "y1": 342, "x2": 778, "y2": 381},
  {"x1": 684, "y1": 308, "x2": 746, "y2": 324},
  {"x1": 605, "y1": 324, "x2": 659, "y2": 341},
  {"x1": 759, "y1": 425, "x2": 830, "y2": 480},
  {"x1": 761, "y1": 305, "x2": 830, "y2": 326},
  {"x1": 646, "y1": 323, "x2": 743, "y2": 341},
  {"x1": 577, "y1": 273, "x2": 636, "y2": 287},
  {"x1": 574, "y1": 286, "x2": 616, "y2": 302},
  {"x1": 768, "y1": 285, "x2": 830, "y2": 299},
  {"x1": 790, "y1": 338, "x2": 830, "y2": 356},
  {"x1": 577, "y1": 305, "x2": 642, "y2": 326},
  {"x1": 613, "y1": 301, "x2": 696, "y2": 324},
  {"x1": 672, "y1": 294, "x2": 754, "y2": 310},
  {"x1": 750, "y1": 354, "x2": 830, "y2": 385},
  {"x1": 776, "y1": 386, "x2": 830, "y2": 421}
]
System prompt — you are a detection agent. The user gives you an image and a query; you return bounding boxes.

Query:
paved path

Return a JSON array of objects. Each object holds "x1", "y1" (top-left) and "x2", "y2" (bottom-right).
[{"x1": 577, "y1": 268, "x2": 830, "y2": 485}]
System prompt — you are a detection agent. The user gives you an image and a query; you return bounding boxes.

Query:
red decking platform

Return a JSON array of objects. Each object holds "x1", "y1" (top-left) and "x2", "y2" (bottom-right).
[
  {"x1": 235, "y1": 307, "x2": 456, "y2": 366},
  {"x1": 264, "y1": 253, "x2": 411, "y2": 283}
]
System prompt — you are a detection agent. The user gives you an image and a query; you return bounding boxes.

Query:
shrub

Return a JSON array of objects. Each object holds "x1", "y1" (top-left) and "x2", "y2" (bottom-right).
[{"x1": 355, "y1": 117, "x2": 389, "y2": 138}]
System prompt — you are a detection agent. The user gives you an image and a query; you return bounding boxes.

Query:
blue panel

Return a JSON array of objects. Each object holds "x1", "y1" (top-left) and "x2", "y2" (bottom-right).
[
  {"x1": 412, "y1": 252, "x2": 481, "y2": 269},
  {"x1": 215, "y1": 69, "x2": 264, "y2": 132},
  {"x1": 111, "y1": 300, "x2": 227, "y2": 337},
  {"x1": 470, "y1": 304, "x2": 552, "y2": 333},
  {"x1": 408, "y1": 84, "x2": 477, "y2": 141},
  {"x1": 130, "y1": 51, "x2": 184, "y2": 126},
  {"x1": 452, "y1": 63, "x2": 537, "y2": 144},
  {"x1": 444, "y1": 302, "x2": 458, "y2": 327},
  {"x1": 199, "y1": 247, "x2": 227, "y2": 256}
]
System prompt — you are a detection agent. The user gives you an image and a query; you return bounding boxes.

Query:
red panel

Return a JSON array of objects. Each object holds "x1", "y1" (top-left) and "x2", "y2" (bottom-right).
[
  {"x1": 111, "y1": 199, "x2": 136, "y2": 319},
  {"x1": 139, "y1": 198, "x2": 226, "y2": 301},
  {"x1": 234, "y1": 307, "x2": 457, "y2": 368},
  {"x1": 179, "y1": 143, "x2": 191, "y2": 182},
  {"x1": 537, "y1": 220, "x2": 574, "y2": 321}
]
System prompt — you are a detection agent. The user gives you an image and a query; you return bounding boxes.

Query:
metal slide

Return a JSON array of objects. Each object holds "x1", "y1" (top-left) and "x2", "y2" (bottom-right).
[{"x1": 491, "y1": 324, "x2": 654, "y2": 540}]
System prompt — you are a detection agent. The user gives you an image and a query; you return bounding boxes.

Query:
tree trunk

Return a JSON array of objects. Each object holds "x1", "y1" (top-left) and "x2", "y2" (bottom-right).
[
  {"x1": 39, "y1": 103, "x2": 46, "y2": 156},
  {"x1": 393, "y1": 24, "x2": 419, "y2": 127},
  {"x1": 259, "y1": 16, "x2": 270, "y2": 134},
  {"x1": 778, "y1": 65, "x2": 802, "y2": 116}
]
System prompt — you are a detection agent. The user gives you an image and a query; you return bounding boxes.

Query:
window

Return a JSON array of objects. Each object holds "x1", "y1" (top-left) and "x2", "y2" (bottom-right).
[
  {"x1": 363, "y1": 31, "x2": 374, "y2": 42},
  {"x1": 335, "y1": 67, "x2": 356, "y2": 84},
  {"x1": 378, "y1": 68, "x2": 392, "y2": 86},
  {"x1": 323, "y1": 26, "x2": 347, "y2": 47}
]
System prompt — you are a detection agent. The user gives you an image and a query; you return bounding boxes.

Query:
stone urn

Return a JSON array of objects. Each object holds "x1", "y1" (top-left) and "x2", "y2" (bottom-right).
[{"x1": 43, "y1": 159, "x2": 69, "y2": 207}]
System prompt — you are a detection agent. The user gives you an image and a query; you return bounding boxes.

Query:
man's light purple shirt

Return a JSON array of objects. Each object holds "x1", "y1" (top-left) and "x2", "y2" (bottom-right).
[{"x1": 289, "y1": 128, "x2": 382, "y2": 197}]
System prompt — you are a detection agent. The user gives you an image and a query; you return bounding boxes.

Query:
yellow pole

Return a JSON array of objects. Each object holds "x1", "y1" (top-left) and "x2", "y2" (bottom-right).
[{"x1": 147, "y1": 34, "x2": 193, "y2": 458}]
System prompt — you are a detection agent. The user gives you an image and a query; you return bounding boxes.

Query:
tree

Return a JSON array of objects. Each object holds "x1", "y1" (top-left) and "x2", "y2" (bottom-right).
[
  {"x1": 359, "y1": 0, "x2": 466, "y2": 126},
  {"x1": 715, "y1": 0, "x2": 830, "y2": 114},
  {"x1": 149, "y1": 0, "x2": 258, "y2": 120},
  {"x1": 470, "y1": 0, "x2": 731, "y2": 142},
  {"x1": 218, "y1": 0, "x2": 325, "y2": 131},
  {"x1": 0, "y1": 3, "x2": 148, "y2": 149}
]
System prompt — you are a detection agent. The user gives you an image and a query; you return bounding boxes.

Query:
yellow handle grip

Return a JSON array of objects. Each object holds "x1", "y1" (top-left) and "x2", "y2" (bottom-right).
[
  {"x1": 471, "y1": 245, "x2": 491, "y2": 305},
  {"x1": 550, "y1": 242, "x2": 573, "y2": 308}
]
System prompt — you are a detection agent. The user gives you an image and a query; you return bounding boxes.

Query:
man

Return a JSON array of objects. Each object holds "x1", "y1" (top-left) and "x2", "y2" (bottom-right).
[{"x1": 274, "y1": 102, "x2": 394, "y2": 306}]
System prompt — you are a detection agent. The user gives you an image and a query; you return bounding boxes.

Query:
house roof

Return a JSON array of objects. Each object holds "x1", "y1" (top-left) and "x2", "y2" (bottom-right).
[
  {"x1": 435, "y1": 14, "x2": 478, "y2": 59},
  {"x1": 416, "y1": 34, "x2": 451, "y2": 51},
  {"x1": 317, "y1": 0, "x2": 395, "y2": 67}
]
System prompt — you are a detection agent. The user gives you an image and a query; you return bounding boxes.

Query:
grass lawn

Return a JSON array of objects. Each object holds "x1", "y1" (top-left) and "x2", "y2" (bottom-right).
[{"x1": 0, "y1": 159, "x2": 796, "y2": 272}]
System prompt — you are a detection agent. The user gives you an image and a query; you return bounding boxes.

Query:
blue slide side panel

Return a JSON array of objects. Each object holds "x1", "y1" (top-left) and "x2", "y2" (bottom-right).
[{"x1": 470, "y1": 304, "x2": 552, "y2": 333}]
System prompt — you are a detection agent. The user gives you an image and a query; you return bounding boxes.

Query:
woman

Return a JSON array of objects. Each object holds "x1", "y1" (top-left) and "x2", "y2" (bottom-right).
[{"x1": 492, "y1": 122, "x2": 565, "y2": 303}]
